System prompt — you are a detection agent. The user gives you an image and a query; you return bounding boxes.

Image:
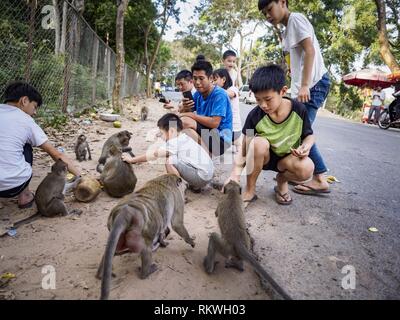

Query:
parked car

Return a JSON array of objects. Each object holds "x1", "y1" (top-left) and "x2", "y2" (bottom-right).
[
  {"x1": 165, "y1": 86, "x2": 174, "y2": 92},
  {"x1": 239, "y1": 85, "x2": 256, "y2": 104}
]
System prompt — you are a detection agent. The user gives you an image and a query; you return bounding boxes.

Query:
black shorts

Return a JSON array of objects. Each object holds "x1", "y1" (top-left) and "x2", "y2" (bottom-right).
[
  {"x1": 195, "y1": 123, "x2": 231, "y2": 156},
  {"x1": 262, "y1": 150, "x2": 290, "y2": 173},
  {"x1": 0, "y1": 143, "x2": 33, "y2": 198},
  {"x1": 0, "y1": 176, "x2": 32, "y2": 198}
]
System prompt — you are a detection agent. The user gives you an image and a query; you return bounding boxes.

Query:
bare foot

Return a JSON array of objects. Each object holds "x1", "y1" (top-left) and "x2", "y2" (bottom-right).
[
  {"x1": 17, "y1": 189, "x2": 34, "y2": 207},
  {"x1": 242, "y1": 190, "x2": 257, "y2": 202},
  {"x1": 294, "y1": 175, "x2": 330, "y2": 192}
]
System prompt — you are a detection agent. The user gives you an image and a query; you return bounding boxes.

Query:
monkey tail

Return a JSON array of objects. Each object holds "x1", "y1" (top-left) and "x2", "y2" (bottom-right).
[
  {"x1": 100, "y1": 207, "x2": 130, "y2": 300},
  {"x1": 235, "y1": 242, "x2": 292, "y2": 300}
]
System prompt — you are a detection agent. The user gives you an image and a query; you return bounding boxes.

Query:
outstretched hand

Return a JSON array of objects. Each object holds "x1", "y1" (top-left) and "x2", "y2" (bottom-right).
[{"x1": 121, "y1": 153, "x2": 134, "y2": 164}]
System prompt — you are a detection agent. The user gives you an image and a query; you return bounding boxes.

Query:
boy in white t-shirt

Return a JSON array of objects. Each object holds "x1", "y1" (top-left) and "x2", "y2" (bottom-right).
[
  {"x1": 0, "y1": 82, "x2": 81, "y2": 209},
  {"x1": 258, "y1": 0, "x2": 331, "y2": 195},
  {"x1": 122, "y1": 113, "x2": 214, "y2": 191},
  {"x1": 222, "y1": 50, "x2": 239, "y2": 88}
]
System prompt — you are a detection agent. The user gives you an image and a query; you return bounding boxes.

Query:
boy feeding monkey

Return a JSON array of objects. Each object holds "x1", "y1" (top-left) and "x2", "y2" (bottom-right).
[{"x1": 122, "y1": 113, "x2": 214, "y2": 192}]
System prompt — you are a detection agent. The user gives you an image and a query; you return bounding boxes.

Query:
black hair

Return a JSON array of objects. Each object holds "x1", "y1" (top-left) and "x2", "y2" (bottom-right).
[
  {"x1": 196, "y1": 54, "x2": 206, "y2": 62},
  {"x1": 212, "y1": 68, "x2": 233, "y2": 90},
  {"x1": 249, "y1": 64, "x2": 286, "y2": 93},
  {"x1": 222, "y1": 50, "x2": 237, "y2": 60},
  {"x1": 157, "y1": 113, "x2": 183, "y2": 131},
  {"x1": 258, "y1": 0, "x2": 289, "y2": 11},
  {"x1": 4, "y1": 81, "x2": 43, "y2": 106},
  {"x1": 175, "y1": 70, "x2": 192, "y2": 82},
  {"x1": 191, "y1": 60, "x2": 213, "y2": 77}
]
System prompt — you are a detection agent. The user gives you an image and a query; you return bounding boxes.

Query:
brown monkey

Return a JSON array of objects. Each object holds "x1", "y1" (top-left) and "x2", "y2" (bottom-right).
[
  {"x1": 14, "y1": 160, "x2": 81, "y2": 227},
  {"x1": 96, "y1": 173, "x2": 195, "y2": 300},
  {"x1": 75, "y1": 134, "x2": 92, "y2": 161},
  {"x1": 203, "y1": 180, "x2": 292, "y2": 300},
  {"x1": 35, "y1": 159, "x2": 82, "y2": 217},
  {"x1": 100, "y1": 145, "x2": 137, "y2": 198},
  {"x1": 96, "y1": 130, "x2": 134, "y2": 173},
  {"x1": 140, "y1": 105, "x2": 149, "y2": 121}
]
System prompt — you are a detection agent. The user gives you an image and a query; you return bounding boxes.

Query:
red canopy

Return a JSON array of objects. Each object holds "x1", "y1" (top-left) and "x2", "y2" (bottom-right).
[{"x1": 342, "y1": 69, "x2": 396, "y2": 89}]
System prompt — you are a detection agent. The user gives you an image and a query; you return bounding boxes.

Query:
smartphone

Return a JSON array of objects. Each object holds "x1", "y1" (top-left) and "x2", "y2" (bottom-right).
[
  {"x1": 182, "y1": 90, "x2": 195, "y2": 112},
  {"x1": 182, "y1": 90, "x2": 194, "y2": 101}
]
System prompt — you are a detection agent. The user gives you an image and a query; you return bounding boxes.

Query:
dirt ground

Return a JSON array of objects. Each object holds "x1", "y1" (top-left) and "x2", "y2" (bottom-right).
[{"x1": 0, "y1": 97, "x2": 270, "y2": 300}]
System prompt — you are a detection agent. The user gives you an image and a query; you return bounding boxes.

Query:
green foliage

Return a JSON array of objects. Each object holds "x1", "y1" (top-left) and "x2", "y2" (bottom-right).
[{"x1": 36, "y1": 103, "x2": 69, "y2": 129}]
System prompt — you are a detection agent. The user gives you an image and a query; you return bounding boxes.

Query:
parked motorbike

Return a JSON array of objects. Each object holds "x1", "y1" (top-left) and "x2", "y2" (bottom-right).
[{"x1": 378, "y1": 89, "x2": 400, "y2": 129}]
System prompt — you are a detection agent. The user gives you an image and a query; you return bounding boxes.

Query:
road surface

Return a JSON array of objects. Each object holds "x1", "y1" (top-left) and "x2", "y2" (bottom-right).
[{"x1": 164, "y1": 90, "x2": 400, "y2": 299}]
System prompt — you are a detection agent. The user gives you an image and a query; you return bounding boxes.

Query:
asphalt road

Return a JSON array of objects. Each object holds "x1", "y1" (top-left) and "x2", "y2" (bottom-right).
[{"x1": 164, "y1": 90, "x2": 400, "y2": 299}]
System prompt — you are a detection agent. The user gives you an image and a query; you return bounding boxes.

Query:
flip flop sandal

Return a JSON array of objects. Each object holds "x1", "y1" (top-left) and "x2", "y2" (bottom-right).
[
  {"x1": 18, "y1": 192, "x2": 35, "y2": 209},
  {"x1": 243, "y1": 194, "x2": 258, "y2": 208},
  {"x1": 292, "y1": 184, "x2": 331, "y2": 195},
  {"x1": 274, "y1": 186, "x2": 293, "y2": 205}
]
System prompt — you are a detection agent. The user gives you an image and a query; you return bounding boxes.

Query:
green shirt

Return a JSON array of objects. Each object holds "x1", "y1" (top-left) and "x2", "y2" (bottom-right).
[{"x1": 242, "y1": 98, "x2": 313, "y2": 157}]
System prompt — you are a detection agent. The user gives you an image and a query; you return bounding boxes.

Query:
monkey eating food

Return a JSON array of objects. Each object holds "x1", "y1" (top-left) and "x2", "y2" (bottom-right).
[
  {"x1": 96, "y1": 130, "x2": 134, "y2": 173},
  {"x1": 100, "y1": 144, "x2": 137, "y2": 198}
]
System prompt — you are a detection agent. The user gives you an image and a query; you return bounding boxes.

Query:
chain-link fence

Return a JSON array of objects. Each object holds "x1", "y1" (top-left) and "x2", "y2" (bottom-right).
[{"x1": 0, "y1": 0, "x2": 141, "y2": 114}]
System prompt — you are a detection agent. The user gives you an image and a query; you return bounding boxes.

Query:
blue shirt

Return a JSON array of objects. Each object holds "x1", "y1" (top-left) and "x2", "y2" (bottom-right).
[{"x1": 193, "y1": 86, "x2": 233, "y2": 142}]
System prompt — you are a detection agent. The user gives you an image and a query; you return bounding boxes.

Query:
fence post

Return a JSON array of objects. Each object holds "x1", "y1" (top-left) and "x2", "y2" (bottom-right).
[
  {"x1": 91, "y1": 36, "x2": 99, "y2": 105},
  {"x1": 24, "y1": 1, "x2": 37, "y2": 82}
]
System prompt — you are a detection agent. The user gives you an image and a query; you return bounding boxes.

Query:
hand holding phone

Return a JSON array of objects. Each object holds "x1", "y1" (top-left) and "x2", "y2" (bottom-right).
[
  {"x1": 182, "y1": 90, "x2": 194, "y2": 101},
  {"x1": 181, "y1": 91, "x2": 195, "y2": 112}
]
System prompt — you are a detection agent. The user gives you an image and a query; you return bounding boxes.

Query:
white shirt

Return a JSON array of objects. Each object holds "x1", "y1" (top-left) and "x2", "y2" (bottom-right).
[
  {"x1": 283, "y1": 13, "x2": 328, "y2": 98},
  {"x1": 227, "y1": 86, "x2": 241, "y2": 132},
  {"x1": 162, "y1": 133, "x2": 214, "y2": 181},
  {"x1": 0, "y1": 104, "x2": 48, "y2": 191},
  {"x1": 228, "y1": 69, "x2": 238, "y2": 87},
  {"x1": 371, "y1": 90, "x2": 385, "y2": 106}
]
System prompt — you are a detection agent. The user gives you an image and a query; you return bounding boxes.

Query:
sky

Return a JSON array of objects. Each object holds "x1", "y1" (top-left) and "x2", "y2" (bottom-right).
[{"x1": 163, "y1": 0, "x2": 267, "y2": 54}]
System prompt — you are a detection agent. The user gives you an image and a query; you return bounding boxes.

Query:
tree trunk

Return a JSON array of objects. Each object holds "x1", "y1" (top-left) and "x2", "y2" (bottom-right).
[
  {"x1": 374, "y1": 0, "x2": 400, "y2": 72},
  {"x1": 53, "y1": 0, "x2": 60, "y2": 54},
  {"x1": 144, "y1": 0, "x2": 171, "y2": 98},
  {"x1": 91, "y1": 36, "x2": 99, "y2": 105},
  {"x1": 112, "y1": 0, "x2": 129, "y2": 113},
  {"x1": 59, "y1": 1, "x2": 67, "y2": 54},
  {"x1": 144, "y1": 25, "x2": 151, "y2": 97}
]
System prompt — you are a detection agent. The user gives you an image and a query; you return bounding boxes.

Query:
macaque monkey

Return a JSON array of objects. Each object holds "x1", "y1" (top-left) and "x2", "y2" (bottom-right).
[
  {"x1": 75, "y1": 134, "x2": 92, "y2": 161},
  {"x1": 96, "y1": 174, "x2": 195, "y2": 300},
  {"x1": 100, "y1": 144, "x2": 137, "y2": 198},
  {"x1": 96, "y1": 131, "x2": 134, "y2": 173},
  {"x1": 203, "y1": 180, "x2": 292, "y2": 300}
]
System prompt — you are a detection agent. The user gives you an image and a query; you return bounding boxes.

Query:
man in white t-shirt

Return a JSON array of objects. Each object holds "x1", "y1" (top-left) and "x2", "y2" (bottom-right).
[
  {"x1": 122, "y1": 113, "x2": 214, "y2": 192},
  {"x1": 0, "y1": 82, "x2": 81, "y2": 209},
  {"x1": 259, "y1": 0, "x2": 331, "y2": 195}
]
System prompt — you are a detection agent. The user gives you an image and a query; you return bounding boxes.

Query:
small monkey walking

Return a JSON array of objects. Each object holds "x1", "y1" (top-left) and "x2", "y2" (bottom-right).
[
  {"x1": 97, "y1": 174, "x2": 195, "y2": 300},
  {"x1": 203, "y1": 180, "x2": 292, "y2": 300}
]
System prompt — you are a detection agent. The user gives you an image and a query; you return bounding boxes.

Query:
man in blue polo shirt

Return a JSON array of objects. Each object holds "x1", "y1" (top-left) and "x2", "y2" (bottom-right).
[{"x1": 180, "y1": 60, "x2": 233, "y2": 156}]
